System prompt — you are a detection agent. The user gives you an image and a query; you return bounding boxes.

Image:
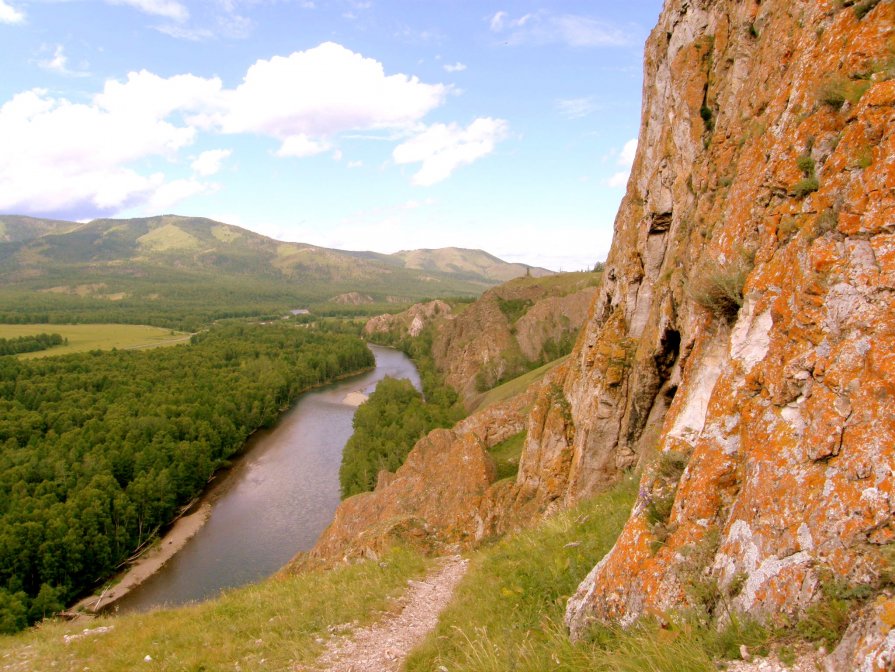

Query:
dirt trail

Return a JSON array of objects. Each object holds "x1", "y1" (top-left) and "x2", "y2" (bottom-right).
[{"x1": 301, "y1": 555, "x2": 468, "y2": 672}]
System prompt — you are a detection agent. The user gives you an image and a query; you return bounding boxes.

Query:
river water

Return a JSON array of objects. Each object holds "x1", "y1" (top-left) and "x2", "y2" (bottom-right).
[{"x1": 115, "y1": 344, "x2": 420, "y2": 613}]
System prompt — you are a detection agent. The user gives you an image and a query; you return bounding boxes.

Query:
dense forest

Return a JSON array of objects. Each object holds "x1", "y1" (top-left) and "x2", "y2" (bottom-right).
[
  {"x1": 0, "y1": 333, "x2": 65, "y2": 356},
  {"x1": 339, "y1": 377, "x2": 461, "y2": 498},
  {"x1": 0, "y1": 324, "x2": 373, "y2": 632},
  {"x1": 340, "y1": 325, "x2": 465, "y2": 498}
]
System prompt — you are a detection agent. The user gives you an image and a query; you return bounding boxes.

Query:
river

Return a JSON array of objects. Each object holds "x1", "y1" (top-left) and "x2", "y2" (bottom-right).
[{"x1": 114, "y1": 344, "x2": 420, "y2": 613}]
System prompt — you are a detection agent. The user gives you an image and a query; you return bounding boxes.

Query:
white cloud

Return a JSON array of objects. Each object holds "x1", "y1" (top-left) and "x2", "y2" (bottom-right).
[
  {"x1": 0, "y1": 42, "x2": 456, "y2": 214},
  {"x1": 393, "y1": 117, "x2": 508, "y2": 186},
  {"x1": 489, "y1": 11, "x2": 629, "y2": 47},
  {"x1": 107, "y1": 0, "x2": 189, "y2": 21},
  {"x1": 443, "y1": 62, "x2": 466, "y2": 73},
  {"x1": 212, "y1": 42, "x2": 447, "y2": 154},
  {"x1": 0, "y1": 0, "x2": 23, "y2": 24},
  {"x1": 619, "y1": 137, "x2": 637, "y2": 165},
  {"x1": 38, "y1": 45, "x2": 90, "y2": 78},
  {"x1": 607, "y1": 137, "x2": 637, "y2": 188},
  {"x1": 347, "y1": 160, "x2": 363, "y2": 169},
  {"x1": 276, "y1": 134, "x2": 331, "y2": 157},
  {"x1": 0, "y1": 88, "x2": 199, "y2": 214},
  {"x1": 556, "y1": 96, "x2": 598, "y2": 119},
  {"x1": 146, "y1": 178, "x2": 214, "y2": 210},
  {"x1": 191, "y1": 149, "x2": 231, "y2": 176}
]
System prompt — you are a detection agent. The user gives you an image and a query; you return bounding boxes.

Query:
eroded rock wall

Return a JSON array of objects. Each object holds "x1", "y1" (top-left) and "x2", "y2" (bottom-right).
[{"x1": 544, "y1": 1, "x2": 895, "y2": 668}]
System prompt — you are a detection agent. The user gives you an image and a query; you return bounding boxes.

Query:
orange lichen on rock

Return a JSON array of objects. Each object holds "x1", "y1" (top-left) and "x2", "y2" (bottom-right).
[{"x1": 557, "y1": 1, "x2": 895, "y2": 669}]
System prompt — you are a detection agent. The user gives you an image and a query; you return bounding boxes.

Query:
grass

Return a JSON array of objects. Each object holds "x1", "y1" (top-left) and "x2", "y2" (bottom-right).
[
  {"x1": 489, "y1": 431, "x2": 526, "y2": 481},
  {"x1": 0, "y1": 324, "x2": 190, "y2": 359},
  {"x1": 404, "y1": 476, "x2": 639, "y2": 672},
  {"x1": 0, "y1": 546, "x2": 429, "y2": 671},
  {"x1": 469, "y1": 355, "x2": 568, "y2": 413}
]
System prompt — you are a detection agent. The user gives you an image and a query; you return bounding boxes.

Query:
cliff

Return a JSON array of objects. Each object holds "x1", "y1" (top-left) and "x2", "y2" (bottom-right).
[{"x1": 526, "y1": 0, "x2": 894, "y2": 667}]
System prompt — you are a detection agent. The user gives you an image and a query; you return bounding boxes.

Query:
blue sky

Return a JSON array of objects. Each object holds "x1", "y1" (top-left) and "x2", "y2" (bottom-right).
[{"x1": 0, "y1": 0, "x2": 663, "y2": 270}]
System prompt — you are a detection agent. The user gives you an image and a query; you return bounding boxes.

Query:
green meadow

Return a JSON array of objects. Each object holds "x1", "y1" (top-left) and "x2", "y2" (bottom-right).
[{"x1": 0, "y1": 324, "x2": 190, "y2": 358}]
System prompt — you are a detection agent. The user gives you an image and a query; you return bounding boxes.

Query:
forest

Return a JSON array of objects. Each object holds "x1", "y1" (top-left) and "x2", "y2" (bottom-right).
[
  {"x1": 0, "y1": 333, "x2": 65, "y2": 356},
  {"x1": 339, "y1": 377, "x2": 461, "y2": 498},
  {"x1": 340, "y1": 325, "x2": 465, "y2": 498},
  {"x1": 0, "y1": 324, "x2": 373, "y2": 632}
]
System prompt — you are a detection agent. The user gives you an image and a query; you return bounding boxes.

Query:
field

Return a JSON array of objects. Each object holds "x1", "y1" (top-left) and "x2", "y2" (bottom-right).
[
  {"x1": 0, "y1": 324, "x2": 191, "y2": 358},
  {"x1": 469, "y1": 355, "x2": 569, "y2": 413}
]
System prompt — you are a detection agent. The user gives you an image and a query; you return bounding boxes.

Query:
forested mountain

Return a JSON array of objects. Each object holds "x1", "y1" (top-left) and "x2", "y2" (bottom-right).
[{"x1": 0, "y1": 215, "x2": 548, "y2": 329}]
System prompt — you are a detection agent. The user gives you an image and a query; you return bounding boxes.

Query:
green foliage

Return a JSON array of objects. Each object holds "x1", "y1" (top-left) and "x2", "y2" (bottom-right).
[
  {"x1": 339, "y1": 360, "x2": 465, "y2": 498},
  {"x1": 687, "y1": 252, "x2": 753, "y2": 322},
  {"x1": 792, "y1": 176, "x2": 820, "y2": 197},
  {"x1": 0, "y1": 324, "x2": 373, "y2": 630},
  {"x1": 700, "y1": 105, "x2": 715, "y2": 132},
  {"x1": 795, "y1": 154, "x2": 816, "y2": 177},
  {"x1": 854, "y1": 0, "x2": 882, "y2": 19},
  {"x1": 340, "y1": 377, "x2": 450, "y2": 497},
  {"x1": 0, "y1": 333, "x2": 65, "y2": 356},
  {"x1": 796, "y1": 571, "x2": 874, "y2": 647},
  {"x1": 488, "y1": 431, "x2": 526, "y2": 481},
  {"x1": 495, "y1": 297, "x2": 533, "y2": 324},
  {"x1": 818, "y1": 75, "x2": 871, "y2": 109}
]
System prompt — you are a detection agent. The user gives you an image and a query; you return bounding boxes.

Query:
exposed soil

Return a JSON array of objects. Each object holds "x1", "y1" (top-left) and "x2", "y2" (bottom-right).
[{"x1": 300, "y1": 555, "x2": 468, "y2": 672}]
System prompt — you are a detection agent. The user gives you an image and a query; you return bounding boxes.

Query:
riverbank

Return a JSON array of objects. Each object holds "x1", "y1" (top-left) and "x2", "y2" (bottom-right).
[{"x1": 67, "y1": 364, "x2": 378, "y2": 617}]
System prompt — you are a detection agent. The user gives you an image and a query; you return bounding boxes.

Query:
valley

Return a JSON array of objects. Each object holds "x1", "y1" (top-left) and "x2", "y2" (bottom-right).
[{"x1": 0, "y1": 0, "x2": 893, "y2": 670}]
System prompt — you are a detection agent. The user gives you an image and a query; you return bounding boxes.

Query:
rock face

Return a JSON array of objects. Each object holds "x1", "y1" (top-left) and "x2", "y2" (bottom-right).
[
  {"x1": 429, "y1": 277, "x2": 597, "y2": 406},
  {"x1": 362, "y1": 300, "x2": 452, "y2": 338},
  {"x1": 299, "y1": 387, "x2": 538, "y2": 567},
  {"x1": 530, "y1": 1, "x2": 895, "y2": 668}
]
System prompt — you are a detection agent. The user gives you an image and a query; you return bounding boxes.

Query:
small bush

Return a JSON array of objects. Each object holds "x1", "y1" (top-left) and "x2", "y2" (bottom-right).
[
  {"x1": 854, "y1": 0, "x2": 882, "y2": 19},
  {"x1": 811, "y1": 208, "x2": 838, "y2": 239},
  {"x1": 796, "y1": 154, "x2": 815, "y2": 177},
  {"x1": 792, "y1": 176, "x2": 819, "y2": 198},
  {"x1": 818, "y1": 76, "x2": 871, "y2": 108},
  {"x1": 700, "y1": 105, "x2": 715, "y2": 132},
  {"x1": 688, "y1": 254, "x2": 752, "y2": 322}
]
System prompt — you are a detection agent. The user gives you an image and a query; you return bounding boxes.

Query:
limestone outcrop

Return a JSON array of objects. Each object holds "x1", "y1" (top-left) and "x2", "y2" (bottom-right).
[{"x1": 531, "y1": 1, "x2": 895, "y2": 668}]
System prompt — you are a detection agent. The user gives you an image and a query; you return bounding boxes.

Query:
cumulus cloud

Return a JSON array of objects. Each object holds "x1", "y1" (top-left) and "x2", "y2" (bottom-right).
[
  {"x1": 212, "y1": 42, "x2": 446, "y2": 151},
  {"x1": 0, "y1": 0, "x2": 23, "y2": 23},
  {"x1": 443, "y1": 62, "x2": 466, "y2": 73},
  {"x1": 0, "y1": 42, "x2": 461, "y2": 216},
  {"x1": 106, "y1": 0, "x2": 189, "y2": 21},
  {"x1": 489, "y1": 10, "x2": 629, "y2": 47},
  {"x1": 393, "y1": 117, "x2": 508, "y2": 186},
  {"x1": 191, "y1": 149, "x2": 231, "y2": 176},
  {"x1": 608, "y1": 137, "x2": 637, "y2": 188},
  {"x1": 0, "y1": 88, "x2": 199, "y2": 214}
]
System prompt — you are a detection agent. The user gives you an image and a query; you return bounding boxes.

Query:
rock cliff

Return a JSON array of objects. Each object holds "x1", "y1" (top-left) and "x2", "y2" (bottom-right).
[
  {"x1": 306, "y1": 1, "x2": 893, "y2": 667},
  {"x1": 528, "y1": 0, "x2": 895, "y2": 668}
]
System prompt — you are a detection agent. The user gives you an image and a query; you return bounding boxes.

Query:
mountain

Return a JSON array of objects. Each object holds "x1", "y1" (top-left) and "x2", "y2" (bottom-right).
[
  {"x1": 392, "y1": 247, "x2": 553, "y2": 283},
  {"x1": 0, "y1": 214, "x2": 550, "y2": 328}
]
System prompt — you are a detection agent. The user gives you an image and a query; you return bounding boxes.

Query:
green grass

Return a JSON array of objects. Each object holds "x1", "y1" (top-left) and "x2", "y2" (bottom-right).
[
  {"x1": 0, "y1": 324, "x2": 190, "y2": 358},
  {"x1": 404, "y1": 476, "x2": 639, "y2": 672},
  {"x1": 469, "y1": 355, "x2": 568, "y2": 413},
  {"x1": 489, "y1": 431, "x2": 526, "y2": 481},
  {"x1": 0, "y1": 547, "x2": 429, "y2": 672}
]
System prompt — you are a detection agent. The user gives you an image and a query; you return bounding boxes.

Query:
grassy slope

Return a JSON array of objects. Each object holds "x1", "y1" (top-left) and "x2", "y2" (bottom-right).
[
  {"x1": 469, "y1": 355, "x2": 568, "y2": 413},
  {"x1": 0, "y1": 324, "x2": 190, "y2": 358},
  {"x1": 0, "y1": 548, "x2": 429, "y2": 671}
]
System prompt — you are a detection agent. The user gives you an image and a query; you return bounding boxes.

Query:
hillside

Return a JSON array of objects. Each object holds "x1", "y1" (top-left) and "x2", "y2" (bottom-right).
[
  {"x1": 364, "y1": 271, "x2": 600, "y2": 407},
  {"x1": 0, "y1": 215, "x2": 545, "y2": 328},
  {"x1": 393, "y1": 247, "x2": 553, "y2": 283}
]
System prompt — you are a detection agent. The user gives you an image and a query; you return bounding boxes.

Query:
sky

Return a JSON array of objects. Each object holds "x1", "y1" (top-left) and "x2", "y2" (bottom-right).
[{"x1": 0, "y1": 0, "x2": 663, "y2": 271}]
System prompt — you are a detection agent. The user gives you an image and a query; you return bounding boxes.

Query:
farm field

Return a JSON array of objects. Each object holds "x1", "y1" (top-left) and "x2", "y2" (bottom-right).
[{"x1": 0, "y1": 324, "x2": 191, "y2": 358}]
